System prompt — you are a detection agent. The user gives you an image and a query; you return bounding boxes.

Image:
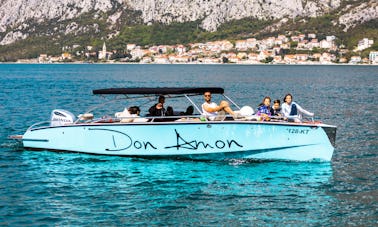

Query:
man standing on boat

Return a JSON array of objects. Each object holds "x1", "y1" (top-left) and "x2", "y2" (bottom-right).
[{"x1": 202, "y1": 91, "x2": 235, "y2": 120}]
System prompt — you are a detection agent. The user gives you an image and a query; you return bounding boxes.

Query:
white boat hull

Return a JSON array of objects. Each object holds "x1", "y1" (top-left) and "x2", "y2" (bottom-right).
[{"x1": 22, "y1": 121, "x2": 335, "y2": 161}]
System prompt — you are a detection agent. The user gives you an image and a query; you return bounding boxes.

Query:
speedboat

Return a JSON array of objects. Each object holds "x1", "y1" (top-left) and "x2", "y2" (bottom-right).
[{"x1": 12, "y1": 87, "x2": 336, "y2": 161}]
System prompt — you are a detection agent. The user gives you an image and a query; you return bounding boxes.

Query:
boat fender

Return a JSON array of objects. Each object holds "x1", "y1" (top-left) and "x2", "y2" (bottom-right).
[{"x1": 240, "y1": 106, "x2": 254, "y2": 116}]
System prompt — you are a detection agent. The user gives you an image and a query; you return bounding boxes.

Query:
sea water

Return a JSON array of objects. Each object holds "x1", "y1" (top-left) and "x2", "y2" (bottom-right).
[{"x1": 0, "y1": 64, "x2": 377, "y2": 226}]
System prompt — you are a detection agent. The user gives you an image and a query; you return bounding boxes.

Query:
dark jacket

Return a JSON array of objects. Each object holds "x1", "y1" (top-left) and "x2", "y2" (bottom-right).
[
  {"x1": 270, "y1": 107, "x2": 282, "y2": 116},
  {"x1": 148, "y1": 104, "x2": 165, "y2": 116}
]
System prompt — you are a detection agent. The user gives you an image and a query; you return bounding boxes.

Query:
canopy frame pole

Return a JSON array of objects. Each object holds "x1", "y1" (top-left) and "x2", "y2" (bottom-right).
[
  {"x1": 184, "y1": 94, "x2": 202, "y2": 114},
  {"x1": 223, "y1": 94, "x2": 241, "y2": 110}
]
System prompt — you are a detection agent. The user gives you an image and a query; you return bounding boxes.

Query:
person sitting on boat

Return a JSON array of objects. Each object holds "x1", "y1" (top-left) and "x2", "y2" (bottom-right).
[
  {"x1": 270, "y1": 99, "x2": 283, "y2": 119},
  {"x1": 256, "y1": 96, "x2": 272, "y2": 121},
  {"x1": 165, "y1": 106, "x2": 174, "y2": 116},
  {"x1": 128, "y1": 106, "x2": 140, "y2": 116},
  {"x1": 281, "y1": 93, "x2": 314, "y2": 122},
  {"x1": 115, "y1": 106, "x2": 142, "y2": 122},
  {"x1": 128, "y1": 106, "x2": 148, "y2": 122},
  {"x1": 202, "y1": 91, "x2": 235, "y2": 120},
  {"x1": 148, "y1": 95, "x2": 176, "y2": 121},
  {"x1": 148, "y1": 95, "x2": 166, "y2": 117},
  {"x1": 179, "y1": 105, "x2": 194, "y2": 116}
]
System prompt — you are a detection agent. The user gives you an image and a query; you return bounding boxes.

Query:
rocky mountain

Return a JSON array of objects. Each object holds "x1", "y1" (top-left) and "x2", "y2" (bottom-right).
[{"x1": 0, "y1": 0, "x2": 377, "y2": 49}]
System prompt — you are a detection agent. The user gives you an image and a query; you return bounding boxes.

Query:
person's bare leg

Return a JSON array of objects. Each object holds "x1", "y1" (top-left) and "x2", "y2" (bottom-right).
[
  {"x1": 219, "y1": 101, "x2": 235, "y2": 115},
  {"x1": 224, "y1": 106, "x2": 235, "y2": 115}
]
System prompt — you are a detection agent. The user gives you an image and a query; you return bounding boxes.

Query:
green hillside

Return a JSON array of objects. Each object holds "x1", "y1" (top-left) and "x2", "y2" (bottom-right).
[{"x1": 0, "y1": 14, "x2": 377, "y2": 61}]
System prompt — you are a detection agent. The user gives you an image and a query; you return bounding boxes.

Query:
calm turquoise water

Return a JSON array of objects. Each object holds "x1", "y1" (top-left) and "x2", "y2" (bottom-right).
[{"x1": 0, "y1": 64, "x2": 377, "y2": 226}]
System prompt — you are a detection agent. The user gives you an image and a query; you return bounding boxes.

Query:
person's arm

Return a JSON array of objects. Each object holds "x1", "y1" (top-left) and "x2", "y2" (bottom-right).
[
  {"x1": 202, "y1": 102, "x2": 221, "y2": 113},
  {"x1": 296, "y1": 103, "x2": 314, "y2": 116}
]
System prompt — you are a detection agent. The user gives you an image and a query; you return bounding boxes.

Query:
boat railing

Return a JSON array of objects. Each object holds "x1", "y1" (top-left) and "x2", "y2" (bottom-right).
[
  {"x1": 285, "y1": 116, "x2": 315, "y2": 123},
  {"x1": 89, "y1": 114, "x2": 316, "y2": 123},
  {"x1": 27, "y1": 121, "x2": 51, "y2": 131},
  {"x1": 28, "y1": 115, "x2": 318, "y2": 129},
  {"x1": 148, "y1": 114, "x2": 206, "y2": 122},
  {"x1": 111, "y1": 114, "x2": 207, "y2": 122}
]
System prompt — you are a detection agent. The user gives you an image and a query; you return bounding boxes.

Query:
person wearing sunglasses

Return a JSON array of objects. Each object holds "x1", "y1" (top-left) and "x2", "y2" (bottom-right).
[{"x1": 201, "y1": 91, "x2": 235, "y2": 120}]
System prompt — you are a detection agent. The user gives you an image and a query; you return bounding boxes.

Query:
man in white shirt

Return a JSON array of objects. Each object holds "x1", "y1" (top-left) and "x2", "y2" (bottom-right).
[{"x1": 202, "y1": 91, "x2": 235, "y2": 120}]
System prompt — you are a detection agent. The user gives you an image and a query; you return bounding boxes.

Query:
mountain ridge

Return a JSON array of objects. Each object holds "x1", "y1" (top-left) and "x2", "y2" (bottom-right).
[{"x1": 0, "y1": 0, "x2": 377, "y2": 60}]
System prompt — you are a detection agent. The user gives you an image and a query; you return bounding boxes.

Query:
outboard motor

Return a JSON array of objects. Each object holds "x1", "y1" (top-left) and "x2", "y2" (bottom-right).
[{"x1": 50, "y1": 109, "x2": 76, "y2": 126}]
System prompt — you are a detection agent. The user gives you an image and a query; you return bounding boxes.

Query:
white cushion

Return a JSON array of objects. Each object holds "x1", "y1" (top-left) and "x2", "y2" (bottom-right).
[{"x1": 240, "y1": 106, "x2": 254, "y2": 116}]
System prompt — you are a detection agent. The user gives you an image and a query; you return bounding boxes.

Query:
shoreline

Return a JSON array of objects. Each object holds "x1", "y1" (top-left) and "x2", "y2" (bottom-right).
[
  {"x1": 0, "y1": 61, "x2": 378, "y2": 66},
  {"x1": 1, "y1": 61, "x2": 377, "y2": 66}
]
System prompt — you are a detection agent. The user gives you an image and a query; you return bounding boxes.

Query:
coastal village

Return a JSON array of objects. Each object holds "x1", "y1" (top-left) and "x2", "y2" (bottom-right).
[{"x1": 21, "y1": 33, "x2": 377, "y2": 65}]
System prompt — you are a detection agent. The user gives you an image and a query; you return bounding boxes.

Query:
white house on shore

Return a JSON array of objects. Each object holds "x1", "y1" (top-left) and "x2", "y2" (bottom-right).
[
  {"x1": 369, "y1": 51, "x2": 378, "y2": 64},
  {"x1": 356, "y1": 38, "x2": 374, "y2": 51}
]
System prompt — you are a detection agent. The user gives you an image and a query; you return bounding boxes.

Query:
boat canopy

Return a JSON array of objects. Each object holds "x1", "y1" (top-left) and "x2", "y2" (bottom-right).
[{"x1": 93, "y1": 87, "x2": 224, "y2": 95}]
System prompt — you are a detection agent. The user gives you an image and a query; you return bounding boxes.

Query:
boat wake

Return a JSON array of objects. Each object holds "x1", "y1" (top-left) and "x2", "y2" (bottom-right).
[{"x1": 1, "y1": 140, "x2": 23, "y2": 151}]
